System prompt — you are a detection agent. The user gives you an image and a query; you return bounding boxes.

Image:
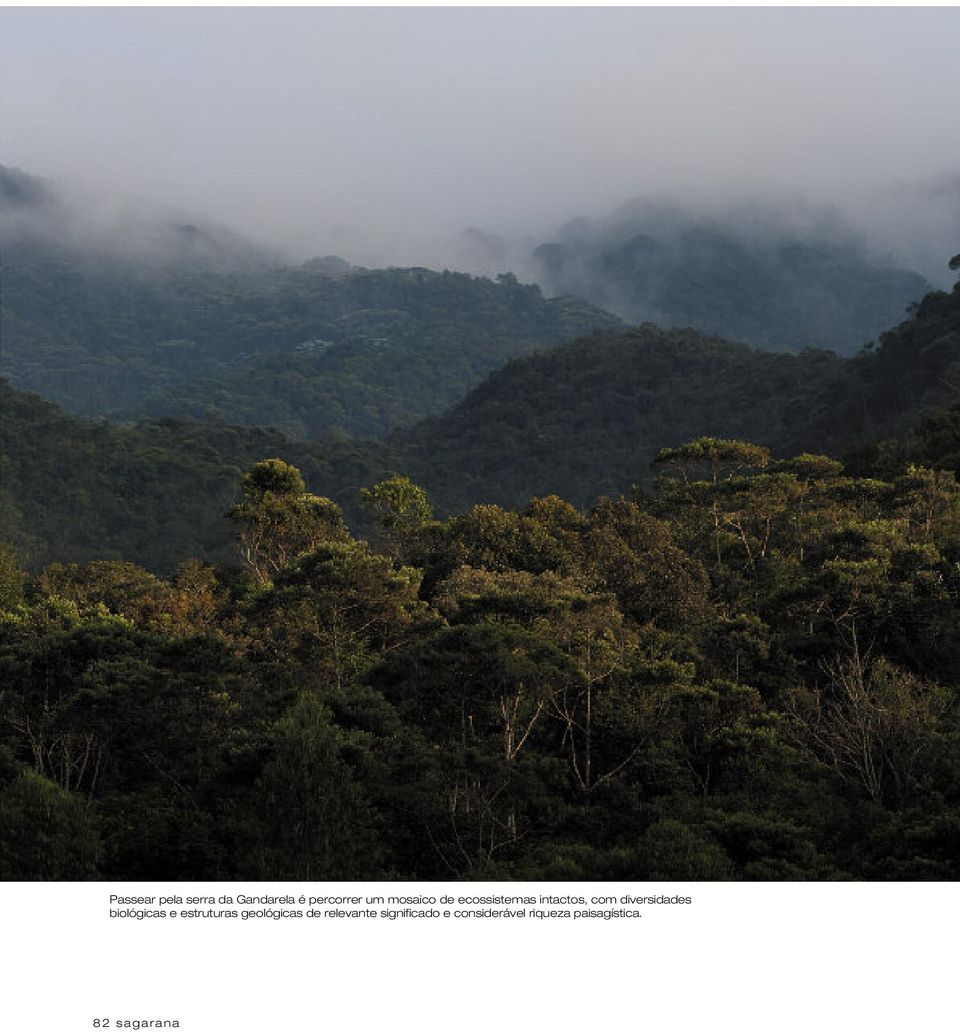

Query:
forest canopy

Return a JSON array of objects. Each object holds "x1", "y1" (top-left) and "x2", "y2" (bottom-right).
[
  {"x1": 3, "y1": 264, "x2": 959, "y2": 571},
  {"x1": 3, "y1": 169, "x2": 959, "y2": 882},
  {"x1": 3, "y1": 432, "x2": 960, "y2": 880}
]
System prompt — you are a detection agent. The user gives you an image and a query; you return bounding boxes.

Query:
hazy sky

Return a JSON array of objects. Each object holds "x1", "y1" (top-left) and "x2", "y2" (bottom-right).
[{"x1": 2, "y1": 7, "x2": 959, "y2": 276}]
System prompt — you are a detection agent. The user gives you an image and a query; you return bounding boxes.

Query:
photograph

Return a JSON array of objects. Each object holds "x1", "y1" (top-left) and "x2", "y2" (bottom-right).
[{"x1": 2, "y1": 5, "x2": 960, "y2": 888}]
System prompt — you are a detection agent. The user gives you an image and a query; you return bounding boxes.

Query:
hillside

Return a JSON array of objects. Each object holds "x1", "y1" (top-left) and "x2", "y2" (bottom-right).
[
  {"x1": 0, "y1": 379, "x2": 391, "y2": 572},
  {"x1": 1, "y1": 166, "x2": 620, "y2": 438},
  {"x1": 397, "y1": 327, "x2": 846, "y2": 510},
  {"x1": 3, "y1": 267, "x2": 959, "y2": 571},
  {"x1": 2, "y1": 166, "x2": 940, "y2": 446},
  {"x1": 6, "y1": 383, "x2": 960, "y2": 882},
  {"x1": 531, "y1": 198, "x2": 931, "y2": 354},
  {"x1": 398, "y1": 263, "x2": 960, "y2": 510}
]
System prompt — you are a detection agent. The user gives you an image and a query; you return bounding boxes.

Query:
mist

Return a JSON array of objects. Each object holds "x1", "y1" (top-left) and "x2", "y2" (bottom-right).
[{"x1": 2, "y1": 7, "x2": 958, "y2": 282}]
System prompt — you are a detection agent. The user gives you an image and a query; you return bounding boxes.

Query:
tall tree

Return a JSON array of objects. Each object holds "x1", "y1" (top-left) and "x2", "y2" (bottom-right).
[{"x1": 227, "y1": 459, "x2": 349, "y2": 584}]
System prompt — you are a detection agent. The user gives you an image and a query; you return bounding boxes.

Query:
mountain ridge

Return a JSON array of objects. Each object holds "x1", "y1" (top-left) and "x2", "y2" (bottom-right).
[
  {"x1": 3, "y1": 264, "x2": 959, "y2": 571},
  {"x1": 529, "y1": 196, "x2": 932, "y2": 354}
]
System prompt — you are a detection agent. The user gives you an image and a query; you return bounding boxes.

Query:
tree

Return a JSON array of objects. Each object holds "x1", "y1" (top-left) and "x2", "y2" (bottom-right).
[
  {"x1": 0, "y1": 543, "x2": 25, "y2": 611},
  {"x1": 652, "y1": 438, "x2": 771, "y2": 572},
  {"x1": 0, "y1": 759, "x2": 100, "y2": 879},
  {"x1": 785, "y1": 630, "x2": 949, "y2": 807},
  {"x1": 375, "y1": 621, "x2": 579, "y2": 867},
  {"x1": 251, "y1": 541, "x2": 427, "y2": 695},
  {"x1": 432, "y1": 565, "x2": 634, "y2": 791},
  {"x1": 36, "y1": 561, "x2": 178, "y2": 633},
  {"x1": 653, "y1": 437, "x2": 771, "y2": 487},
  {"x1": 583, "y1": 498, "x2": 711, "y2": 629},
  {"x1": 227, "y1": 459, "x2": 349, "y2": 584},
  {"x1": 239, "y1": 694, "x2": 385, "y2": 880},
  {"x1": 360, "y1": 475, "x2": 433, "y2": 561}
]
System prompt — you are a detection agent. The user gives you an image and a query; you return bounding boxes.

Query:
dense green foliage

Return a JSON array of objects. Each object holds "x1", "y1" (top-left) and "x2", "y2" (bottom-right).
[
  {"x1": 399, "y1": 326, "x2": 848, "y2": 510},
  {"x1": 1, "y1": 235, "x2": 618, "y2": 438},
  {"x1": 532, "y1": 200, "x2": 931, "y2": 353},
  {"x1": 3, "y1": 234, "x2": 959, "y2": 880},
  {"x1": 3, "y1": 444, "x2": 960, "y2": 881},
  {"x1": 400, "y1": 270, "x2": 960, "y2": 510},
  {"x1": 4, "y1": 269, "x2": 959, "y2": 571},
  {"x1": 0, "y1": 378, "x2": 391, "y2": 572}
]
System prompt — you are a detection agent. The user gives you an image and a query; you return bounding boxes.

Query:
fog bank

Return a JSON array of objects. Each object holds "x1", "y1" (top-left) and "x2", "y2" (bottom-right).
[{"x1": 2, "y1": 8, "x2": 958, "y2": 280}]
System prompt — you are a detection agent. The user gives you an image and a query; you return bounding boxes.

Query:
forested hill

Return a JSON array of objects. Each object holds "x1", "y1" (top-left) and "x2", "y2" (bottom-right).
[
  {"x1": 1, "y1": 165, "x2": 939, "y2": 446},
  {"x1": 6, "y1": 389, "x2": 960, "y2": 881},
  {"x1": 1, "y1": 165, "x2": 621, "y2": 437},
  {"x1": 3, "y1": 267, "x2": 959, "y2": 571},
  {"x1": 0, "y1": 379, "x2": 392, "y2": 572},
  {"x1": 2, "y1": 246, "x2": 620, "y2": 439},
  {"x1": 398, "y1": 269, "x2": 960, "y2": 510},
  {"x1": 397, "y1": 328, "x2": 846, "y2": 511},
  {"x1": 530, "y1": 199, "x2": 931, "y2": 354}
]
